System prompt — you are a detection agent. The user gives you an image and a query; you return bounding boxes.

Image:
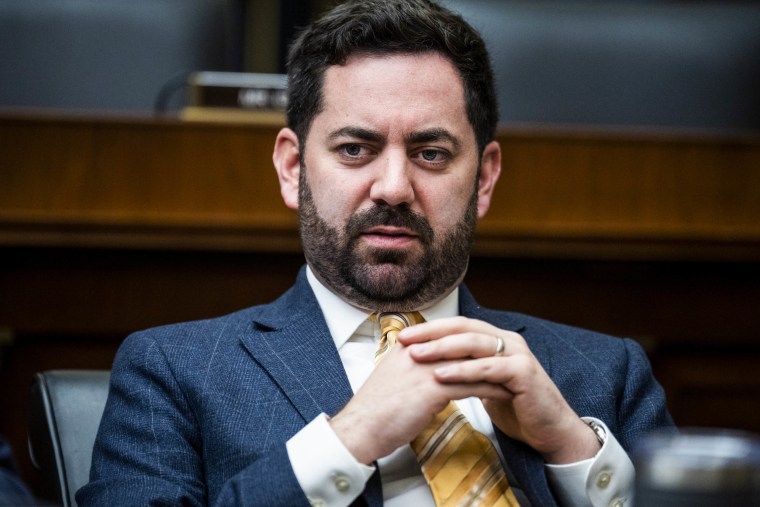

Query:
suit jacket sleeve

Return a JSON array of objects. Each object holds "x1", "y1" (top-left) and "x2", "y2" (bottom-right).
[
  {"x1": 493, "y1": 332, "x2": 674, "y2": 507},
  {"x1": 76, "y1": 331, "x2": 312, "y2": 507}
]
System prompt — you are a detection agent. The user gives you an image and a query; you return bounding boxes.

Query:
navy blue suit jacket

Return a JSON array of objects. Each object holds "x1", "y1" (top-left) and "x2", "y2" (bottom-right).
[{"x1": 78, "y1": 267, "x2": 673, "y2": 506}]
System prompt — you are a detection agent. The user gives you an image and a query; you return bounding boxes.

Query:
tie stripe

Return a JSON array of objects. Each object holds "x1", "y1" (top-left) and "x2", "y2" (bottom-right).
[
  {"x1": 374, "y1": 312, "x2": 520, "y2": 507},
  {"x1": 416, "y1": 409, "x2": 467, "y2": 465}
]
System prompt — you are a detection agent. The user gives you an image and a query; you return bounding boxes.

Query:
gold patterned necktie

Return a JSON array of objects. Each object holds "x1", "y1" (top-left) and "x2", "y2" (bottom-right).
[{"x1": 375, "y1": 312, "x2": 520, "y2": 507}]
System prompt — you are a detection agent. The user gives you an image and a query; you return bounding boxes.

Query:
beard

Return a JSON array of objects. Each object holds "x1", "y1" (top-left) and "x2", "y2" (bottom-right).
[{"x1": 298, "y1": 169, "x2": 478, "y2": 312}]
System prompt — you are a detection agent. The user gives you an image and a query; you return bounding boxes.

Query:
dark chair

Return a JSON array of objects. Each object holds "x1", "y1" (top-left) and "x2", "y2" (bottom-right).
[{"x1": 28, "y1": 370, "x2": 111, "y2": 507}]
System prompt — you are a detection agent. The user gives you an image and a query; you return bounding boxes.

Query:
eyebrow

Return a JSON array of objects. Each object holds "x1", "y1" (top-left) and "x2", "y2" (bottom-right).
[
  {"x1": 405, "y1": 128, "x2": 462, "y2": 151},
  {"x1": 327, "y1": 126, "x2": 385, "y2": 143},
  {"x1": 327, "y1": 126, "x2": 462, "y2": 150}
]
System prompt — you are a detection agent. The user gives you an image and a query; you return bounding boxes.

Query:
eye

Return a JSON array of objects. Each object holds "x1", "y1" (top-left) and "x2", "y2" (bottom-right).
[
  {"x1": 343, "y1": 144, "x2": 363, "y2": 157},
  {"x1": 335, "y1": 143, "x2": 375, "y2": 165},
  {"x1": 413, "y1": 148, "x2": 451, "y2": 167},
  {"x1": 338, "y1": 143, "x2": 371, "y2": 159},
  {"x1": 420, "y1": 149, "x2": 442, "y2": 161}
]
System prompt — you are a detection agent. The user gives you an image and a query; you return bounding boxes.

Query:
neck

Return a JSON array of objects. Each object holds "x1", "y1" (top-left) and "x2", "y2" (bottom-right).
[{"x1": 306, "y1": 261, "x2": 465, "y2": 313}]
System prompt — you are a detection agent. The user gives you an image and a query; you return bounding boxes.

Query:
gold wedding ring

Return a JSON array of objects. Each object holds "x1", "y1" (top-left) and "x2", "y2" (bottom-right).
[{"x1": 493, "y1": 335, "x2": 506, "y2": 357}]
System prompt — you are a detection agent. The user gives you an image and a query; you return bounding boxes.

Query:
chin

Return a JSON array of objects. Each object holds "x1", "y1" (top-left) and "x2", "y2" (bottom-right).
[{"x1": 352, "y1": 263, "x2": 423, "y2": 296}]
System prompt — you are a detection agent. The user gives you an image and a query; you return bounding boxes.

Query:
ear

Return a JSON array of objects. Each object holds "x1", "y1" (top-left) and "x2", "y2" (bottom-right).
[
  {"x1": 272, "y1": 128, "x2": 301, "y2": 210},
  {"x1": 476, "y1": 140, "x2": 502, "y2": 219}
]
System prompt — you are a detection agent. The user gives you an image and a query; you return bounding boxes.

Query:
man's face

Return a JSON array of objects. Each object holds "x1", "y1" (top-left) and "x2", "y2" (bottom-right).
[{"x1": 276, "y1": 52, "x2": 500, "y2": 311}]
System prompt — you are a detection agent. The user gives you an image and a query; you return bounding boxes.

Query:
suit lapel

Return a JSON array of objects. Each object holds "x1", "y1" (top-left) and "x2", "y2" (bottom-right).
[
  {"x1": 239, "y1": 269, "x2": 354, "y2": 422},
  {"x1": 240, "y1": 268, "x2": 384, "y2": 506}
]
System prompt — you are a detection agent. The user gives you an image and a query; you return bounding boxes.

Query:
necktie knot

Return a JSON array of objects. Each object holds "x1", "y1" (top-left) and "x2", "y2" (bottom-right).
[{"x1": 374, "y1": 311, "x2": 424, "y2": 363}]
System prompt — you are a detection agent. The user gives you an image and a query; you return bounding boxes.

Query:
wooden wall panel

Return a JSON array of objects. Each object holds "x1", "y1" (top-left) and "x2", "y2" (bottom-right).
[{"x1": 2, "y1": 114, "x2": 759, "y2": 259}]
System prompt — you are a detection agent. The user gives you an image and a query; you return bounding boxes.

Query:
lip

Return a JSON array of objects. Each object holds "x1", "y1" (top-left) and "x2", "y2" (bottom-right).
[{"x1": 360, "y1": 226, "x2": 419, "y2": 248}]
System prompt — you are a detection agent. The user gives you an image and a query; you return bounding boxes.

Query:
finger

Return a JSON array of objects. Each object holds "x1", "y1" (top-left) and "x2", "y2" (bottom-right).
[
  {"x1": 397, "y1": 316, "x2": 479, "y2": 343},
  {"x1": 441, "y1": 380, "x2": 514, "y2": 402},
  {"x1": 398, "y1": 316, "x2": 525, "y2": 349},
  {"x1": 434, "y1": 355, "x2": 535, "y2": 386},
  {"x1": 408, "y1": 332, "x2": 507, "y2": 362}
]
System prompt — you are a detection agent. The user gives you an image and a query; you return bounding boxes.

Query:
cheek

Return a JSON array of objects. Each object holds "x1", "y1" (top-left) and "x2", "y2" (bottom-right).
[
  {"x1": 430, "y1": 203, "x2": 467, "y2": 235},
  {"x1": 306, "y1": 171, "x2": 366, "y2": 225},
  {"x1": 419, "y1": 176, "x2": 475, "y2": 230}
]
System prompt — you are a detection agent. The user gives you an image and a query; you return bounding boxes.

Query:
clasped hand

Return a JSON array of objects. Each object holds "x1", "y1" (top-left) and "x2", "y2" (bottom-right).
[{"x1": 329, "y1": 317, "x2": 600, "y2": 466}]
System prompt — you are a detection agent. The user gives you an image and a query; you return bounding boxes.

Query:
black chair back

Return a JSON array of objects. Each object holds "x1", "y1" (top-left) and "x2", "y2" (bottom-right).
[{"x1": 29, "y1": 370, "x2": 111, "y2": 507}]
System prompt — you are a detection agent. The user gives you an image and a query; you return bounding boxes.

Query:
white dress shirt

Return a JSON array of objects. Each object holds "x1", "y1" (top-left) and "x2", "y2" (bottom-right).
[{"x1": 286, "y1": 267, "x2": 634, "y2": 506}]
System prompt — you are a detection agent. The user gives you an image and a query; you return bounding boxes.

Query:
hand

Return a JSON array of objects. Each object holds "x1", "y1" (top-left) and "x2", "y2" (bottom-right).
[
  {"x1": 397, "y1": 317, "x2": 601, "y2": 464},
  {"x1": 329, "y1": 338, "x2": 511, "y2": 465}
]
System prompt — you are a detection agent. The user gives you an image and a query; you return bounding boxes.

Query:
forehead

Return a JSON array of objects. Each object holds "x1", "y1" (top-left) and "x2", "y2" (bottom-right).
[{"x1": 315, "y1": 52, "x2": 472, "y2": 140}]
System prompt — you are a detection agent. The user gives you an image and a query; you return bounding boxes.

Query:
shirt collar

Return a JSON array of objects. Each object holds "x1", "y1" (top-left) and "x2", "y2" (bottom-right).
[{"x1": 306, "y1": 266, "x2": 460, "y2": 350}]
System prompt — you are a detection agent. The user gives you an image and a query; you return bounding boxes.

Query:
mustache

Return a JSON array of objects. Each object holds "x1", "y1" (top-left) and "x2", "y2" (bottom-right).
[{"x1": 345, "y1": 204, "x2": 434, "y2": 245}]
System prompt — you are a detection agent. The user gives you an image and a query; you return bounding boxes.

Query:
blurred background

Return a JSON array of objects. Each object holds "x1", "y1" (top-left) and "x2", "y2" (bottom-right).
[{"x1": 1, "y1": 0, "x2": 759, "y2": 502}]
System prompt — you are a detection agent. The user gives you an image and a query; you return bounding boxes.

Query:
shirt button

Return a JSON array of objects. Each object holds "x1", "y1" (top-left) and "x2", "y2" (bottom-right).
[
  {"x1": 333, "y1": 475, "x2": 351, "y2": 492},
  {"x1": 596, "y1": 470, "x2": 612, "y2": 489},
  {"x1": 609, "y1": 498, "x2": 625, "y2": 507},
  {"x1": 309, "y1": 499, "x2": 326, "y2": 507}
]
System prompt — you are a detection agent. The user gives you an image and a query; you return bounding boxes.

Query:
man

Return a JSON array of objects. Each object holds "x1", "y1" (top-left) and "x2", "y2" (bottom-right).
[{"x1": 78, "y1": 1, "x2": 673, "y2": 506}]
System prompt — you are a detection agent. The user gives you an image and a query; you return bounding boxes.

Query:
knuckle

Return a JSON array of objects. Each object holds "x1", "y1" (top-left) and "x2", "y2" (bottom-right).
[
  {"x1": 451, "y1": 316, "x2": 470, "y2": 328},
  {"x1": 512, "y1": 354, "x2": 535, "y2": 373}
]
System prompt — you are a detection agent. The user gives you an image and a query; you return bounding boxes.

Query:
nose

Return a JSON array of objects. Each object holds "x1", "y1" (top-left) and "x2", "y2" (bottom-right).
[{"x1": 369, "y1": 150, "x2": 415, "y2": 207}]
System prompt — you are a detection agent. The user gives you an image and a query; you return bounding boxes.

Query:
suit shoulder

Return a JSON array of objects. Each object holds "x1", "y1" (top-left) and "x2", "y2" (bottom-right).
[
  {"x1": 143, "y1": 305, "x2": 257, "y2": 335},
  {"x1": 116, "y1": 275, "x2": 313, "y2": 364},
  {"x1": 118, "y1": 304, "x2": 266, "y2": 358}
]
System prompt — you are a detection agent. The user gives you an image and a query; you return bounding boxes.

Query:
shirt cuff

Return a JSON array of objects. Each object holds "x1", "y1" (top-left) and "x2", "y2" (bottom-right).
[
  {"x1": 286, "y1": 413, "x2": 376, "y2": 507},
  {"x1": 545, "y1": 417, "x2": 634, "y2": 507}
]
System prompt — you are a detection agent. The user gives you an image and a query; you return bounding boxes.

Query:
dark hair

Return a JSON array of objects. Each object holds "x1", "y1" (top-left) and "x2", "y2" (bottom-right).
[{"x1": 285, "y1": 0, "x2": 498, "y2": 153}]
